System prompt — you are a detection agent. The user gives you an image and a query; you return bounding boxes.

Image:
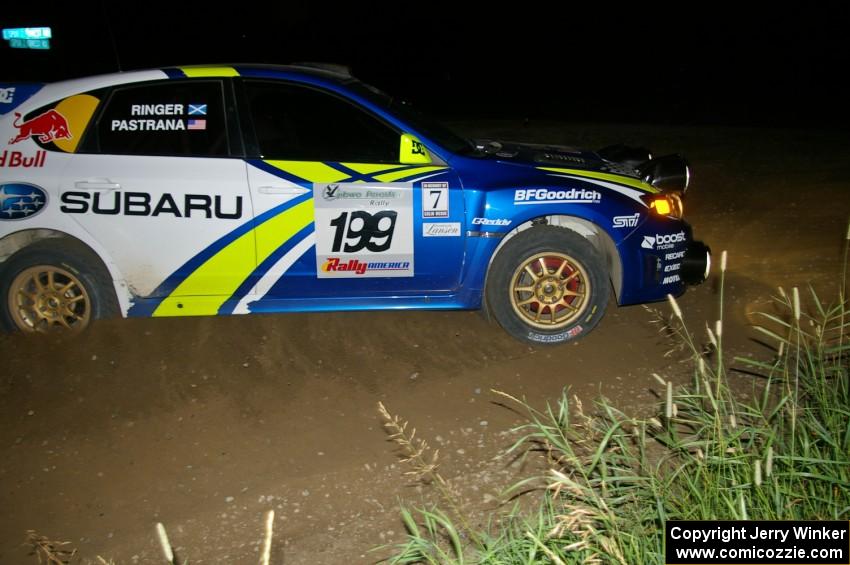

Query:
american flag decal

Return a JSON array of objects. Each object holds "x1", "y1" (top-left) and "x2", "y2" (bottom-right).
[{"x1": 187, "y1": 119, "x2": 206, "y2": 130}]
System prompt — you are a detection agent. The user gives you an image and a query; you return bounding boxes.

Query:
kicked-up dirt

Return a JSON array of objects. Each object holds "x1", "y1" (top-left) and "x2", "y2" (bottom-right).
[{"x1": 1, "y1": 124, "x2": 848, "y2": 564}]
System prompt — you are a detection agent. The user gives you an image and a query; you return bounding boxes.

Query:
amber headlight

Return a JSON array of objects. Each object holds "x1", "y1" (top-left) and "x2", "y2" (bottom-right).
[{"x1": 642, "y1": 192, "x2": 684, "y2": 219}]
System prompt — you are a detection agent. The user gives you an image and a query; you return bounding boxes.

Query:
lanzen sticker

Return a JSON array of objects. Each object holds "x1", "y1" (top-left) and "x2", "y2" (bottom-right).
[{"x1": 314, "y1": 183, "x2": 414, "y2": 278}]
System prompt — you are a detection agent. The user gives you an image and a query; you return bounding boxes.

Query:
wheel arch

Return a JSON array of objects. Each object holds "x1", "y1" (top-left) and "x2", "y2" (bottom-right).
[
  {"x1": 0, "y1": 229, "x2": 130, "y2": 316},
  {"x1": 485, "y1": 215, "x2": 623, "y2": 300}
]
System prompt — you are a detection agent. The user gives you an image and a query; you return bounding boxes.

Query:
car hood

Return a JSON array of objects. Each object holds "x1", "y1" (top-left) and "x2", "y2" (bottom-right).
[{"x1": 471, "y1": 139, "x2": 641, "y2": 178}]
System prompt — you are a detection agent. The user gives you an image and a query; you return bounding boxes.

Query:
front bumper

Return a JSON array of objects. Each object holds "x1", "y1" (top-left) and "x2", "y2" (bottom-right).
[
  {"x1": 680, "y1": 240, "x2": 711, "y2": 285},
  {"x1": 617, "y1": 220, "x2": 710, "y2": 306}
]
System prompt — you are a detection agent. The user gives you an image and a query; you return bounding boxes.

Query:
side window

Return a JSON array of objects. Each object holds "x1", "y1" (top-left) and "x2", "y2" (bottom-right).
[
  {"x1": 243, "y1": 81, "x2": 399, "y2": 163},
  {"x1": 88, "y1": 81, "x2": 228, "y2": 157}
]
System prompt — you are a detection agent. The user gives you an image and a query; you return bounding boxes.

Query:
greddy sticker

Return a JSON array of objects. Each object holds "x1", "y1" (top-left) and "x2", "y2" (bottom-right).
[{"x1": 314, "y1": 182, "x2": 414, "y2": 278}]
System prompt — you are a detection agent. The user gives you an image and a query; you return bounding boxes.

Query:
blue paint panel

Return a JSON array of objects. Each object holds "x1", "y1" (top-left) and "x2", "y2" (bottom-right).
[
  {"x1": 162, "y1": 68, "x2": 187, "y2": 79},
  {"x1": 0, "y1": 83, "x2": 44, "y2": 115},
  {"x1": 218, "y1": 223, "x2": 314, "y2": 315}
]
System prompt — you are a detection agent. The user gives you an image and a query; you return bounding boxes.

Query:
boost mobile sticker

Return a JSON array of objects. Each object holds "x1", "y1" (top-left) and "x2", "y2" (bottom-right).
[{"x1": 313, "y1": 183, "x2": 414, "y2": 278}]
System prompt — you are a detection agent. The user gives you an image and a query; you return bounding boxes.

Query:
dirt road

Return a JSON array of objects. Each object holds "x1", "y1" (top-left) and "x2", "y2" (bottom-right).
[{"x1": 1, "y1": 124, "x2": 848, "y2": 564}]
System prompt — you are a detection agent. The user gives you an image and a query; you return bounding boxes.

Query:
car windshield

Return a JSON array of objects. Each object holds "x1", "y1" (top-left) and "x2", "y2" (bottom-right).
[{"x1": 346, "y1": 81, "x2": 475, "y2": 155}]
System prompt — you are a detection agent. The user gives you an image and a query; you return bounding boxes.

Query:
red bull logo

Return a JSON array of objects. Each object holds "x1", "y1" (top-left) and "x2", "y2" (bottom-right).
[{"x1": 8, "y1": 110, "x2": 72, "y2": 145}]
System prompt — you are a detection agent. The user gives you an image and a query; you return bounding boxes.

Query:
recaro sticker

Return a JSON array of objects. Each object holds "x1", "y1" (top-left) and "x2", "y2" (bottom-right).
[{"x1": 314, "y1": 182, "x2": 414, "y2": 278}]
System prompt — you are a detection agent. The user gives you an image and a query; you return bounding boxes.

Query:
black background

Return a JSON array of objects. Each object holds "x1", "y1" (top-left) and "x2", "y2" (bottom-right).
[{"x1": 2, "y1": 2, "x2": 849, "y2": 128}]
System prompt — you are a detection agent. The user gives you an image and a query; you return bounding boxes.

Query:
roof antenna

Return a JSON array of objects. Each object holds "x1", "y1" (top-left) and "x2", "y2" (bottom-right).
[{"x1": 101, "y1": 0, "x2": 122, "y2": 72}]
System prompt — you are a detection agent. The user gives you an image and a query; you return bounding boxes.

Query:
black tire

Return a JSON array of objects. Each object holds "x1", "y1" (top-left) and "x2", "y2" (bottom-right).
[
  {"x1": 485, "y1": 226, "x2": 609, "y2": 345},
  {"x1": 0, "y1": 239, "x2": 119, "y2": 333}
]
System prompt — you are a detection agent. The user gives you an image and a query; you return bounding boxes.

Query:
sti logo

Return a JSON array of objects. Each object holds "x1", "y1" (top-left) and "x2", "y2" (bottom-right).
[{"x1": 613, "y1": 213, "x2": 640, "y2": 228}]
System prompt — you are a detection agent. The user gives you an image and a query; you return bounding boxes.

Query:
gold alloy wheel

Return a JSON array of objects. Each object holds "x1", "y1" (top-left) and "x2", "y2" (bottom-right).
[
  {"x1": 8, "y1": 265, "x2": 91, "y2": 332},
  {"x1": 509, "y1": 252, "x2": 590, "y2": 330}
]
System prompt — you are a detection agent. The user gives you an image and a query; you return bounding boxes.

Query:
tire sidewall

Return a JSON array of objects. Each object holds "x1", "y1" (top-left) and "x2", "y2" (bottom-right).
[{"x1": 486, "y1": 226, "x2": 609, "y2": 346}]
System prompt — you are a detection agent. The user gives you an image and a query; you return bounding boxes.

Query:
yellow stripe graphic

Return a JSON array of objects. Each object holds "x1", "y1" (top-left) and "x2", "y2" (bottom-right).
[
  {"x1": 255, "y1": 199, "x2": 314, "y2": 260},
  {"x1": 374, "y1": 166, "x2": 445, "y2": 182},
  {"x1": 53, "y1": 94, "x2": 100, "y2": 154},
  {"x1": 538, "y1": 167, "x2": 658, "y2": 193},
  {"x1": 264, "y1": 160, "x2": 350, "y2": 183},
  {"x1": 181, "y1": 66, "x2": 240, "y2": 77},
  {"x1": 340, "y1": 163, "x2": 402, "y2": 175},
  {"x1": 153, "y1": 199, "x2": 314, "y2": 317}
]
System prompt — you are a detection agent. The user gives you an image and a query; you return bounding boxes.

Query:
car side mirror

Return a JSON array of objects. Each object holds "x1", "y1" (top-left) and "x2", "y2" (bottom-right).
[{"x1": 399, "y1": 133, "x2": 432, "y2": 164}]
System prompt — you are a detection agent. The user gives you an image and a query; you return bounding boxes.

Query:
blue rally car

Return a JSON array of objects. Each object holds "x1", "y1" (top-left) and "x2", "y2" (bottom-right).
[{"x1": 0, "y1": 64, "x2": 709, "y2": 344}]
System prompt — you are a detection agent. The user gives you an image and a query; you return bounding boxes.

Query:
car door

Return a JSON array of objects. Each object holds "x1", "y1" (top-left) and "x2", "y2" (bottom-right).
[
  {"x1": 230, "y1": 79, "x2": 464, "y2": 311},
  {"x1": 60, "y1": 79, "x2": 255, "y2": 316}
]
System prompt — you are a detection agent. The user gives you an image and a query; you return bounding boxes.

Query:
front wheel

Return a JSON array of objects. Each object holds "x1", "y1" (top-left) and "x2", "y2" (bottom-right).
[{"x1": 485, "y1": 226, "x2": 609, "y2": 345}]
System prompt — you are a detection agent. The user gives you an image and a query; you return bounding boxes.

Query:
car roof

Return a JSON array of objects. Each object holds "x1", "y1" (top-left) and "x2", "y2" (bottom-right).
[
  {"x1": 26, "y1": 64, "x2": 360, "y2": 106},
  {"x1": 209, "y1": 62, "x2": 355, "y2": 81}
]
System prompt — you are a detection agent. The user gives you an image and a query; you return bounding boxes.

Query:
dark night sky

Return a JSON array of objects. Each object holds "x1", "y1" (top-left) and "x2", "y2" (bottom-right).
[{"x1": 2, "y1": 3, "x2": 849, "y2": 128}]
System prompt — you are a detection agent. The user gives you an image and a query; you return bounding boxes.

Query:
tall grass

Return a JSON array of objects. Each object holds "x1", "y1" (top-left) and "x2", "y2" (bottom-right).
[{"x1": 379, "y1": 238, "x2": 850, "y2": 563}]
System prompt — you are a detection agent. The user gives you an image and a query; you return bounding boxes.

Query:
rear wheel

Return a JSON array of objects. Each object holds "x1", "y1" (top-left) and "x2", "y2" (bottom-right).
[
  {"x1": 0, "y1": 240, "x2": 118, "y2": 333},
  {"x1": 486, "y1": 226, "x2": 609, "y2": 345}
]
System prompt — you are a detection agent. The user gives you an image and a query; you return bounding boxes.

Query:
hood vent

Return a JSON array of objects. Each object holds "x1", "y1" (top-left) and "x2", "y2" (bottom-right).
[{"x1": 535, "y1": 152, "x2": 586, "y2": 165}]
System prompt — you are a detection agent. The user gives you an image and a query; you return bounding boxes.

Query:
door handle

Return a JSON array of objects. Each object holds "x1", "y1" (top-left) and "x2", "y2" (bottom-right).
[
  {"x1": 257, "y1": 185, "x2": 307, "y2": 195},
  {"x1": 74, "y1": 180, "x2": 121, "y2": 191}
]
